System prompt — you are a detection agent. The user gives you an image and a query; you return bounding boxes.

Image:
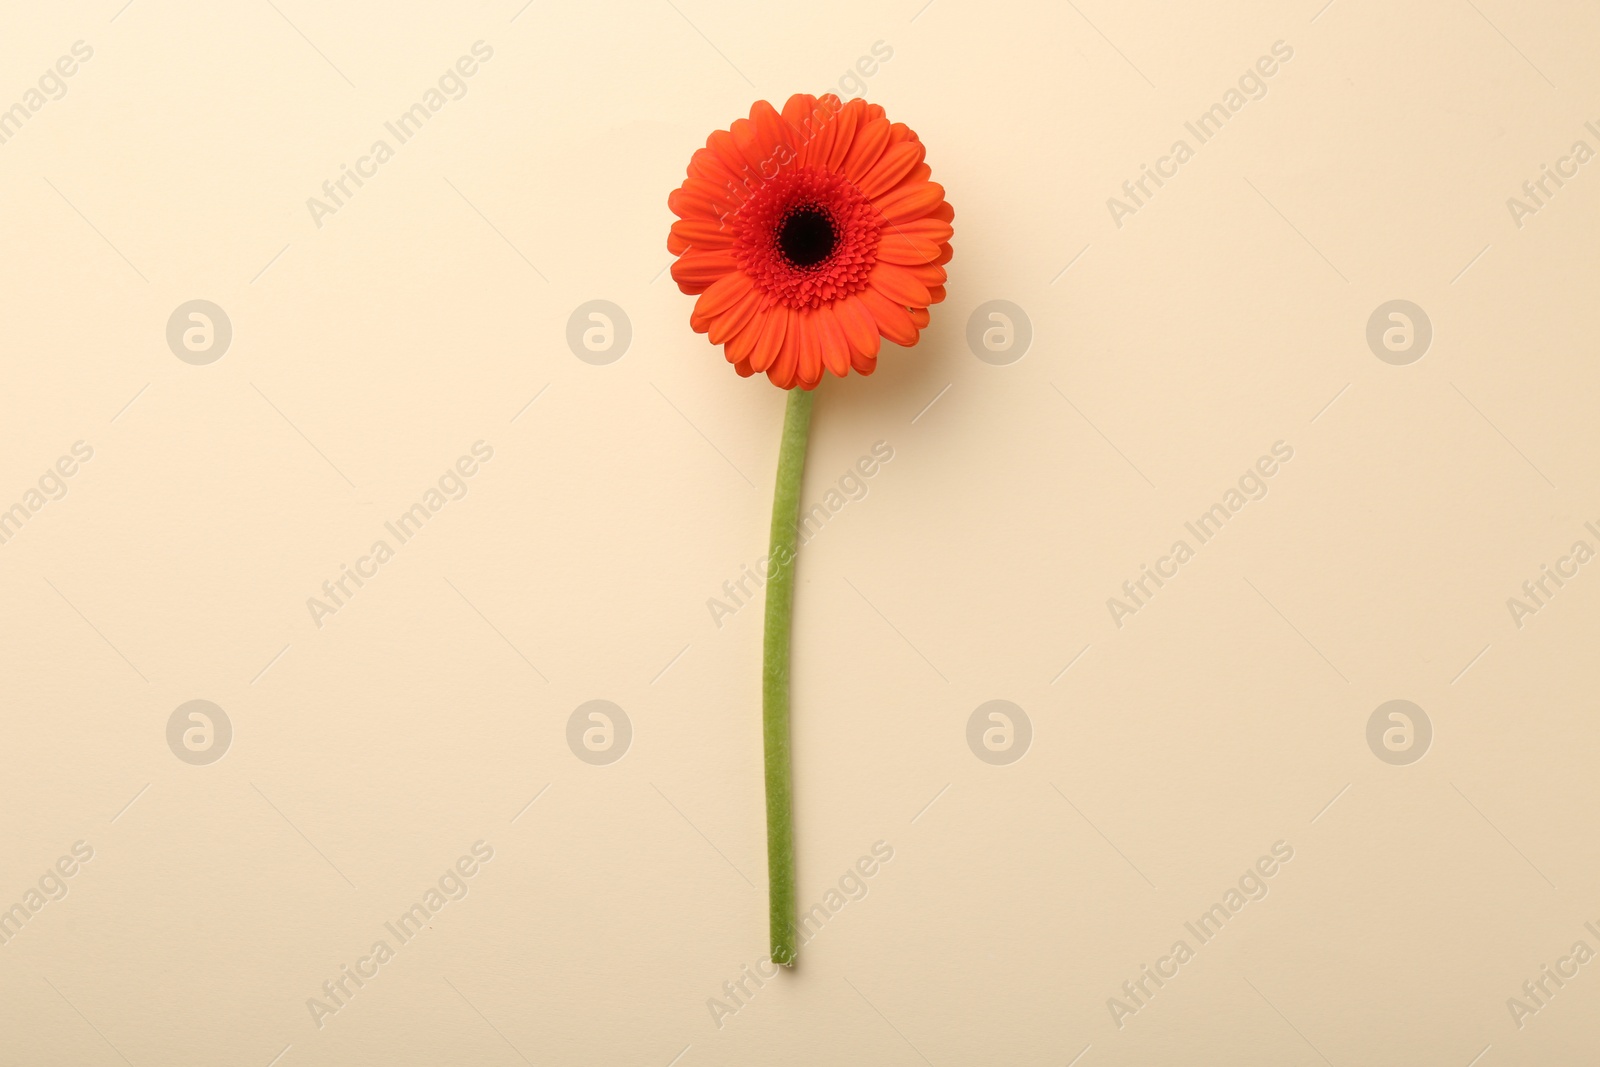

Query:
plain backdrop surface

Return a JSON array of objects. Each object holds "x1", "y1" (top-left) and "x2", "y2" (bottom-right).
[{"x1": 0, "y1": 1, "x2": 1597, "y2": 1064}]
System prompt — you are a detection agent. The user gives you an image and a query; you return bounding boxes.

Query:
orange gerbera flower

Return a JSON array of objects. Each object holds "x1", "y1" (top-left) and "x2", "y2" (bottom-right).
[{"x1": 668, "y1": 93, "x2": 953, "y2": 389}]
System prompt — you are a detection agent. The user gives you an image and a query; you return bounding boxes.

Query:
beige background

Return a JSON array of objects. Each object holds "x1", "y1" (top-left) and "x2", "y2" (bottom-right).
[{"x1": 2, "y1": 0, "x2": 1598, "y2": 1063}]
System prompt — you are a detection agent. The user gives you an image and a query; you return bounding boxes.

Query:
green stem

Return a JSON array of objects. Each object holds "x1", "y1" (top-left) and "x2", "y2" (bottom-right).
[{"x1": 763, "y1": 385, "x2": 814, "y2": 967}]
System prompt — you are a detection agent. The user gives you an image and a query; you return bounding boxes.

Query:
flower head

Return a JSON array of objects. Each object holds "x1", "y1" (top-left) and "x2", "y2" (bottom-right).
[{"x1": 669, "y1": 93, "x2": 953, "y2": 389}]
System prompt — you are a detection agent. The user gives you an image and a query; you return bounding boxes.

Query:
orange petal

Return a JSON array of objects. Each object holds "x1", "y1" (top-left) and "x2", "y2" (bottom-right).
[
  {"x1": 689, "y1": 146, "x2": 739, "y2": 185},
  {"x1": 857, "y1": 141, "x2": 925, "y2": 200},
  {"x1": 750, "y1": 99, "x2": 796, "y2": 170},
  {"x1": 794, "y1": 312, "x2": 824, "y2": 389},
  {"x1": 768, "y1": 309, "x2": 801, "y2": 387},
  {"x1": 842, "y1": 116, "x2": 892, "y2": 183},
  {"x1": 671, "y1": 176, "x2": 739, "y2": 220},
  {"x1": 667, "y1": 185, "x2": 716, "y2": 222},
  {"x1": 782, "y1": 93, "x2": 818, "y2": 134},
  {"x1": 926, "y1": 284, "x2": 946, "y2": 304},
  {"x1": 671, "y1": 250, "x2": 738, "y2": 293},
  {"x1": 875, "y1": 231, "x2": 941, "y2": 266},
  {"x1": 835, "y1": 294, "x2": 881, "y2": 361},
  {"x1": 869, "y1": 262, "x2": 933, "y2": 308},
  {"x1": 670, "y1": 217, "x2": 733, "y2": 252},
  {"x1": 709, "y1": 289, "x2": 764, "y2": 345},
  {"x1": 667, "y1": 187, "x2": 698, "y2": 220},
  {"x1": 826, "y1": 98, "x2": 865, "y2": 172},
  {"x1": 859, "y1": 286, "x2": 919, "y2": 346},
  {"x1": 894, "y1": 218, "x2": 954, "y2": 245},
  {"x1": 908, "y1": 307, "x2": 930, "y2": 329},
  {"x1": 703, "y1": 131, "x2": 751, "y2": 187},
  {"x1": 782, "y1": 93, "x2": 830, "y2": 165},
  {"x1": 798, "y1": 95, "x2": 845, "y2": 168},
  {"x1": 874, "y1": 181, "x2": 946, "y2": 225},
  {"x1": 726, "y1": 307, "x2": 766, "y2": 365},
  {"x1": 729, "y1": 117, "x2": 771, "y2": 182},
  {"x1": 815, "y1": 309, "x2": 851, "y2": 378},
  {"x1": 750, "y1": 306, "x2": 788, "y2": 373},
  {"x1": 696, "y1": 275, "x2": 760, "y2": 339},
  {"x1": 690, "y1": 269, "x2": 750, "y2": 320}
]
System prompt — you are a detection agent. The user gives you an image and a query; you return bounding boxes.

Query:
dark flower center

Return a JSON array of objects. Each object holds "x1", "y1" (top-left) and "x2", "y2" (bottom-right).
[
  {"x1": 733, "y1": 167, "x2": 882, "y2": 308},
  {"x1": 777, "y1": 206, "x2": 836, "y2": 268}
]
